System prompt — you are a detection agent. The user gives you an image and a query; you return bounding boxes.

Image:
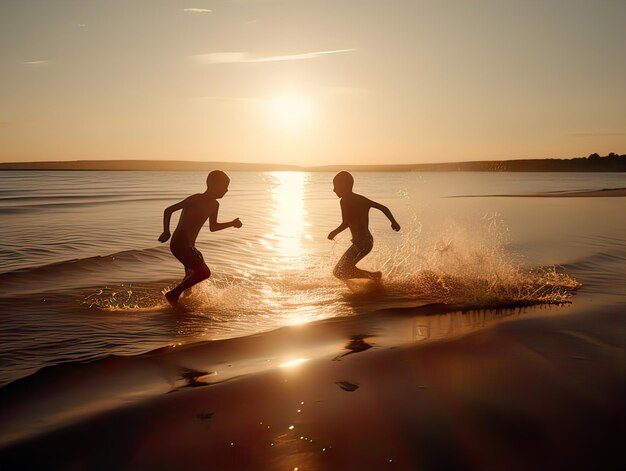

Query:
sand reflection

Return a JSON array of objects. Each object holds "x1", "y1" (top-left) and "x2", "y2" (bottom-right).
[{"x1": 279, "y1": 358, "x2": 309, "y2": 368}]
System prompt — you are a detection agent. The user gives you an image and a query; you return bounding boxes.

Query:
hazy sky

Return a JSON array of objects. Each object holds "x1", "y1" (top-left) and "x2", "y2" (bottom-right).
[{"x1": 1, "y1": 0, "x2": 624, "y2": 165}]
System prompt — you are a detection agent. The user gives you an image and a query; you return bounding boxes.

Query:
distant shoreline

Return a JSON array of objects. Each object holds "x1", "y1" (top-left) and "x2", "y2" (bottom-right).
[
  {"x1": 0, "y1": 154, "x2": 624, "y2": 172},
  {"x1": 448, "y1": 188, "x2": 626, "y2": 198}
]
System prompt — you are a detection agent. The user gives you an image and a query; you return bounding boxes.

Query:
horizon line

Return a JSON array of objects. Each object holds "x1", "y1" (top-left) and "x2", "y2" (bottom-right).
[{"x1": 1, "y1": 154, "x2": 624, "y2": 173}]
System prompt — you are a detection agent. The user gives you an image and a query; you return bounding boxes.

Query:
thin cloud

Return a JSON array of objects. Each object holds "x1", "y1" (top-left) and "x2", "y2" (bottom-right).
[
  {"x1": 21, "y1": 60, "x2": 51, "y2": 66},
  {"x1": 192, "y1": 48, "x2": 355, "y2": 64},
  {"x1": 183, "y1": 8, "x2": 212, "y2": 13}
]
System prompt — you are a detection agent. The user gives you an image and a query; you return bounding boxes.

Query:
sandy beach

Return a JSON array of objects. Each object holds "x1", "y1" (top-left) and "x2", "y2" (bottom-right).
[{"x1": 1, "y1": 297, "x2": 624, "y2": 471}]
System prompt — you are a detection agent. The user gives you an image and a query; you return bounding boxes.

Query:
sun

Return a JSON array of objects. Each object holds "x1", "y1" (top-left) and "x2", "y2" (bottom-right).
[{"x1": 269, "y1": 93, "x2": 313, "y2": 130}]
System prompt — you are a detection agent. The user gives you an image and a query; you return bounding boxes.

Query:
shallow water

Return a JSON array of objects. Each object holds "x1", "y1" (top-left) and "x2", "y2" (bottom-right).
[{"x1": 0, "y1": 171, "x2": 624, "y2": 386}]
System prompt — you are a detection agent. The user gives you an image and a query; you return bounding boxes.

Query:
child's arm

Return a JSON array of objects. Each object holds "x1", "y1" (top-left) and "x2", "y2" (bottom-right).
[
  {"x1": 328, "y1": 200, "x2": 349, "y2": 240},
  {"x1": 369, "y1": 199, "x2": 401, "y2": 232},
  {"x1": 328, "y1": 222, "x2": 348, "y2": 240},
  {"x1": 158, "y1": 196, "x2": 195, "y2": 242},
  {"x1": 208, "y1": 203, "x2": 242, "y2": 232}
]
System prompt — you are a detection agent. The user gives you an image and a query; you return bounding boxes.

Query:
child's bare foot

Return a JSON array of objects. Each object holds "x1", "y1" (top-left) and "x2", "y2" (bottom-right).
[{"x1": 165, "y1": 290, "x2": 180, "y2": 306}]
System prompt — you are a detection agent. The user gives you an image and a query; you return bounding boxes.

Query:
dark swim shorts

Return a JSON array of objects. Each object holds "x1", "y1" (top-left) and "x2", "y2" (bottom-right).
[
  {"x1": 334, "y1": 235, "x2": 374, "y2": 278},
  {"x1": 170, "y1": 233, "x2": 205, "y2": 270}
]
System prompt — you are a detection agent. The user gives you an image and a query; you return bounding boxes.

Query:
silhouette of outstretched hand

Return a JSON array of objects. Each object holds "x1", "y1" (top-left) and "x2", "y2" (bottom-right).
[
  {"x1": 158, "y1": 231, "x2": 171, "y2": 243},
  {"x1": 232, "y1": 218, "x2": 243, "y2": 229},
  {"x1": 327, "y1": 230, "x2": 337, "y2": 240},
  {"x1": 391, "y1": 222, "x2": 401, "y2": 232}
]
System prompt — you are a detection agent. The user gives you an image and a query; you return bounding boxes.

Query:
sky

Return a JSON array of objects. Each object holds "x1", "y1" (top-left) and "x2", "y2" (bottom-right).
[{"x1": 0, "y1": 0, "x2": 625, "y2": 165}]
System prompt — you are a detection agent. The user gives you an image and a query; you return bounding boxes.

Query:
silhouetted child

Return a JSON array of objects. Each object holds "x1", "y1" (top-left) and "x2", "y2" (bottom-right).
[
  {"x1": 158, "y1": 170, "x2": 242, "y2": 305},
  {"x1": 328, "y1": 171, "x2": 400, "y2": 280}
]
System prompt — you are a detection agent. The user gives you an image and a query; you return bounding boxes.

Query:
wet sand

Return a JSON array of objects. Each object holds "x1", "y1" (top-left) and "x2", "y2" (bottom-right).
[{"x1": 1, "y1": 298, "x2": 624, "y2": 471}]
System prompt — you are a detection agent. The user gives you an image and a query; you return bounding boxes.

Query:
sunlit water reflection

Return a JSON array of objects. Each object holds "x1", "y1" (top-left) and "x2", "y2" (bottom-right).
[{"x1": 265, "y1": 172, "x2": 311, "y2": 268}]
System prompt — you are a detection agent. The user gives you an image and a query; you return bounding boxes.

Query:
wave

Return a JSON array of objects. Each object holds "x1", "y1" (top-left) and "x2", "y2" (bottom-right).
[
  {"x1": 0, "y1": 247, "x2": 173, "y2": 296},
  {"x1": 0, "y1": 246, "x2": 169, "y2": 277},
  {"x1": 561, "y1": 243, "x2": 626, "y2": 296},
  {"x1": 0, "y1": 195, "x2": 173, "y2": 215}
]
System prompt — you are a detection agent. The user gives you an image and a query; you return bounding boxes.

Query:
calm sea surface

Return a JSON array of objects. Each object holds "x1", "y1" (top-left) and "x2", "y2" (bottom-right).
[{"x1": 0, "y1": 171, "x2": 624, "y2": 386}]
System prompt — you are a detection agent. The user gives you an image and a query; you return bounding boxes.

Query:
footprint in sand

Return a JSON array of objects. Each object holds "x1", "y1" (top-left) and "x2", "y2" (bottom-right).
[
  {"x1": 333, "y1": 335, "x2": 373, "y2": 361},
  {"x1": 335, "y1": 381, "x2": 359, "y2": 392},
  {"x1": 180, "y1": 367, "x2": 217, "y2": 388}
]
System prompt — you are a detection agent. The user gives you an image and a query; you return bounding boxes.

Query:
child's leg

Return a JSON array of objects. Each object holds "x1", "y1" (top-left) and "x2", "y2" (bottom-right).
[
  {"x1": 180, "y1": 266, "x2": 193, "y2": 298},
  {"x1": 333, "y1": 244, "x2": 380, "y2": 280},
  {"x1": 166, "y1": 264, "x2": 211, "y2": 305},
  {"x1": 167, "y1": 244, "x2": 210, "y2": 305}
]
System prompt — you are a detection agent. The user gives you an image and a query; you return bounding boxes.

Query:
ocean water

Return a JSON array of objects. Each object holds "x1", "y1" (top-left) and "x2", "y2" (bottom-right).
[{"x1": 0, "y1": 171, "x2": 624, "y2": 387}]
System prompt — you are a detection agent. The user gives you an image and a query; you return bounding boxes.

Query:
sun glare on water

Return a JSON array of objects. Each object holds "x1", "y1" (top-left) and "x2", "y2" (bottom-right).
[
  {"x1": 269, "y1": 93, "x2": 312, "y2": 130},
  {"x1": 267, "y1": 171, "x2": 310, "y2": 268}
]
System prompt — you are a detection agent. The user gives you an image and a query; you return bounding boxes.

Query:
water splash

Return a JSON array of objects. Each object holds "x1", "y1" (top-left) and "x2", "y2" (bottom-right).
[
  {"x1": 82, "y1": 283, "x2": 168, "y2": 312},
  {"x1": 380, "y1": 214, "x2": 581, "y2": 307},
  {"x1": 82, "y1": 215, "x2": 581, "y2": 315}
]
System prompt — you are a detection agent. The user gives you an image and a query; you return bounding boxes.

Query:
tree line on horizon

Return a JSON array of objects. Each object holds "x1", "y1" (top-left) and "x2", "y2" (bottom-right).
[{"x1": 456, "y1": 152, "x2": 625, "y2": 172}]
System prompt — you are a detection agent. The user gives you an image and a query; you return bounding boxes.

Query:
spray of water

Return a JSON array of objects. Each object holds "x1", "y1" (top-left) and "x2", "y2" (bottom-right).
[
  {"x1": 82, "y1": 213, "x2": 581, "y2": 314},
  {"x1": 82, "y1": 283, "x2": 168, "y2": 311},
  {"x1": 380, "y1": 213, "x2": 581, "y2": 307}
]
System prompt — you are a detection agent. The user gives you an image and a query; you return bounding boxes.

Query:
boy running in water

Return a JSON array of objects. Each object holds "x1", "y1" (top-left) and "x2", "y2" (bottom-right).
[
  {"x1": 328, "y1": 171, "x2": 400, "y2": 280},
  {"x1": 158, "y1": 170, "x2": 242, "y2": 305}
]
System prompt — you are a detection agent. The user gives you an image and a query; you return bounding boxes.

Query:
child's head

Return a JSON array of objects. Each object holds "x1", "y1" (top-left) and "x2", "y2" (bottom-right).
[
  {"x1": 332, "y1": 171, "x2": 354, "y2": 197},
  {"x1": 206, "y1": 170, "x2": 230, "y2": 198}
]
